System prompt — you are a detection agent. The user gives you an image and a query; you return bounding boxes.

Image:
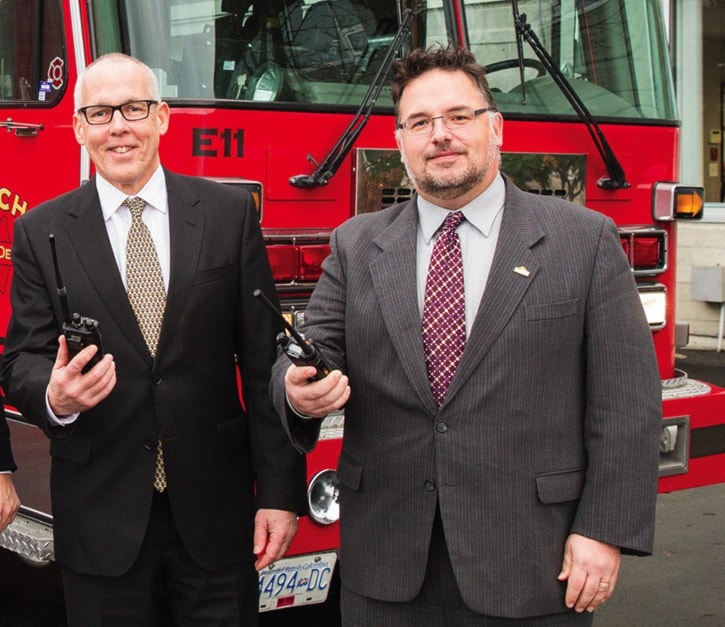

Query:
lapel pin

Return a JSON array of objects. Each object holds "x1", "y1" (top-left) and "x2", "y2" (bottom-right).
[{"x1": 514, "y1": 266, "x2": 530, "y2": 277}]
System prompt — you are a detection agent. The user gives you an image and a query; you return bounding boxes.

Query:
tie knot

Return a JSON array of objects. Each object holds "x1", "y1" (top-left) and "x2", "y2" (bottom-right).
[
  {"x1": 441, "y1": 211, "x2": 465, "y2": 234},
  {"x1": 123, "y1": 196, "x2": 146, "y2": 219}
]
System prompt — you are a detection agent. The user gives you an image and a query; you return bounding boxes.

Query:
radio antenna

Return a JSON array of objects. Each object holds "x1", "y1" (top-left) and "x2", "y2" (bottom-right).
[
  {"x1": 253, "y1": 288, "x2": 314, "y2": 357},
  {"x1": 49, "y1": 234, "x2": 72, "y2": 325}
]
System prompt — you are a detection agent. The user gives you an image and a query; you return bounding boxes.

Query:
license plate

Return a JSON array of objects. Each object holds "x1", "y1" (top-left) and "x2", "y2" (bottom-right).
[{"x1": 258, "y1": 552, "x2": 337, "y2": 612}]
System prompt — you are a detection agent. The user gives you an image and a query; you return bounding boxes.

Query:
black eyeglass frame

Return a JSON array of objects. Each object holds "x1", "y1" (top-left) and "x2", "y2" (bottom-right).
[
  {"x1": 396, "y1": 107, "x2": 494, "y2": 135},
  {"x1": 77, "y1": 100, "x2": 159, "y2": 125}
]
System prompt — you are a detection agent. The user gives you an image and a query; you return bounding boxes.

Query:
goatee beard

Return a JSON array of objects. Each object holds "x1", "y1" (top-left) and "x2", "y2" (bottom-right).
[{"x1": 417, "y1": 164, "x2": 486, "y2": 201}]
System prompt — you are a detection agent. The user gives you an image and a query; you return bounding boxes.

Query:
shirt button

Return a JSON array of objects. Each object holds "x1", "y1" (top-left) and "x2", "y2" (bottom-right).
[
  {"x1": 424, "y1": 480, "x2": 436, "y2": 492},
  {"x1": 435, "y1": 420, "x2": 449, "y2": 433}
]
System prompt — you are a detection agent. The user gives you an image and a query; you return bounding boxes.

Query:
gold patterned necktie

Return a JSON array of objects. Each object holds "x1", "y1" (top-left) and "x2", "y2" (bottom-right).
[{"x1": 123, "y1": 196, "x2": 167, "y2": 492}]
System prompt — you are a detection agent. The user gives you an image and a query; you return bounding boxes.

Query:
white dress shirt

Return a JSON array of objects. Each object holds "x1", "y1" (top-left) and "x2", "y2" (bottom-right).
[
  {"x1": 416, "y1": 174, "x2": 506, "y2": 338},
  {"x1": 47, "y1": 165, "x2": 171, "y2": 424},
  {"x1": 96, "y1": 165, "x2": 171, "y2": 291}
]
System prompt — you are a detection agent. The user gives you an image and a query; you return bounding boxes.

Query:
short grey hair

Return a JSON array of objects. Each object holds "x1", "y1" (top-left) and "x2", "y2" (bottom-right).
[{"x1": 74, "y1": 53, "x2": 161, "y2": 111}]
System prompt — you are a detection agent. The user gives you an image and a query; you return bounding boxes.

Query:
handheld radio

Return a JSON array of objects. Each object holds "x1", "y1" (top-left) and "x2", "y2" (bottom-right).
[
  {"x1": 253, "y1": 289, "x2": 331, "y2": 381},
  {"x1": 49, "y1": 234, "x2": 104, "y2": 371}
]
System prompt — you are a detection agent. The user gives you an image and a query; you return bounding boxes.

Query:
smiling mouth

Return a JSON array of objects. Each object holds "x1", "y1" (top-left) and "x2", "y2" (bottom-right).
[
  {"x1": 427, "y1": 148, "x2": 465, "y2": 159},
  {"x1": 110, "y1": 146, "x2": 133, "y2": 154},
  {"x1": 427, "y1": 153, "x2": 464, "y2": 166}
]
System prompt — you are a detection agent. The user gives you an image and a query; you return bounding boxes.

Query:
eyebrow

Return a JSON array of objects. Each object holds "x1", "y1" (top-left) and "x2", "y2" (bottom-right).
[
  {"x1": 404, "y1": 105, "x2": 482, "y2": 119},
  {"x1": 82, "y1": 99, "x2": 152, "y2": 108}
]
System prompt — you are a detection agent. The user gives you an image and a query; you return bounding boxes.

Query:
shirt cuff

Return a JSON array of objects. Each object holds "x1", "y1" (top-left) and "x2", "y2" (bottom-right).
[
  {"x1": 285, "y1": 391, "x2": 315, "y2": 420},
  {"x1": 46, "y1": 387, "x2": 79, "y2": 426}
]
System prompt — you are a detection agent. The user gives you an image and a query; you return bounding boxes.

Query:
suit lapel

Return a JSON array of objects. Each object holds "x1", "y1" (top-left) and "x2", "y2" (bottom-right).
[
  {"x1": 63, "y1": 173, "x2": 204, "y2": 364},
  {"x1": 63, "y1": 182, "x2": 151, "y2": 360},
  {"x1": 154, "y1": 171, "x2": 204, "y2": 361},
  {"x1": 370, "y1": 200, "x2": 438, "y2": 414},
  {"x1": 443, "y1": 181, "x2": 544, "y2": 406}
]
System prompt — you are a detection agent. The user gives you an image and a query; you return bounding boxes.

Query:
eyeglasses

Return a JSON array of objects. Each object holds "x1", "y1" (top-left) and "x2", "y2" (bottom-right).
[
  {"x1": 397, "y1": 107, "x2": 493, "y2": 136},
  {"x1": 77, "y1": 100, "x2": 159, "y2": 125}
]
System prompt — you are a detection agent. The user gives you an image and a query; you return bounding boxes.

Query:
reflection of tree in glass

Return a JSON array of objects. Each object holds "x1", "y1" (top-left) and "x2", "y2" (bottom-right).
[
  {"x1": 502, "y1": 153, "x2": 586, "y2": 205},
  {"x1": 357, "y1": 150, "x2": 413, "y2": 214}
]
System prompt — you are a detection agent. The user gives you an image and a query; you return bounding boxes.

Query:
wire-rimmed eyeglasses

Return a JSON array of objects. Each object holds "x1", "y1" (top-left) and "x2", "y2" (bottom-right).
[
  {"x1": 397, "y1": 107, "x2": 494, "y2": 136},
  {"x1": 77, "y1": 100, "x2": 159, "y2": 125}
]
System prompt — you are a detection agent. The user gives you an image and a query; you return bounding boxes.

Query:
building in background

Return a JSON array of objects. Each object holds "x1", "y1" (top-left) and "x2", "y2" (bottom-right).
[{"x1": 672, "y1": 0, "x2": 725, "y2": 342}]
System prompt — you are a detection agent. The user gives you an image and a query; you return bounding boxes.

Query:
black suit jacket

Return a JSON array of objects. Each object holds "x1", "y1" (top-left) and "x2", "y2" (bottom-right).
[
  {"x1": 1, "y1": 170, "x2": 306, "y2": 575},
  {"x1": 0, "y1": 398, "x2": 17, "y2": 472}
]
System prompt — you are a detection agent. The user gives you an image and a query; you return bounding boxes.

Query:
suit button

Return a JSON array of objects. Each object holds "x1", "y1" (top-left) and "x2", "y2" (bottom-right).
[
  {"x1": 144, "y1": 440, "x2": 155, "y2": 450},
  {"x1": 424, "y1": 480, "x2": 436, "y2": 492},
  {"x1": 435, "y1": 420, "x2": 449, "y2": 433},
  {"x1": 151, "y1": 374, "x2": 161, "y2": 385}
]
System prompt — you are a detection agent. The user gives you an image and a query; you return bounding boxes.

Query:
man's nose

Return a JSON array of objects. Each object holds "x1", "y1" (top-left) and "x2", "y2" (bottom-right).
[
  {"x1": 108, "y1": 108, "x2": 129, "y2": 130},
  {"x1": 430, "y1": 116, "x2": 453, "y2": 140}
]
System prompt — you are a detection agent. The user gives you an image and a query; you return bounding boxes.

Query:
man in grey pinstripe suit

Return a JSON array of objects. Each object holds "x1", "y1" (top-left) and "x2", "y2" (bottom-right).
[{"x1": 271, "y1": 46, "x2": 661, "y2": 625}]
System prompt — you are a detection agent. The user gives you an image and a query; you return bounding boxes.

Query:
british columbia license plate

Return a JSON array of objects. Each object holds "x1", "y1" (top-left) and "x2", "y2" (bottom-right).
[{"x1": 258, "y1": 552, "x2": 337, "y2": 612}]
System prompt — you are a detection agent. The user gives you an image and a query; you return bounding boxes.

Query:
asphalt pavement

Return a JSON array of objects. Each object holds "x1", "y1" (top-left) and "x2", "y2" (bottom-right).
[
  {"x1": 595, "y1": 344, "x2": 725, "y2": 626},
  {"x1": 0, "y1": 346, "x2": 723, "y2": 625}
]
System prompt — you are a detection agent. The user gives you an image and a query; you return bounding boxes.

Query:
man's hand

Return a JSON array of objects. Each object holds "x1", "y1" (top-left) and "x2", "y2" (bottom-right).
[
  {"x1": 558, "y1": 533, "x2": 621, "y2": 613},
  {"x1": 253, "y1": 509, "x2": 298, "y2": 571},
  {"x1": 47, "y1": 336, "x2": 116, "y2": 416},
  {"x1": 0, "y1": 474, "x2": 20, "y2": 532},
  {"x1": 284, "y1": 365, "x2": 350, "y2": 418}
]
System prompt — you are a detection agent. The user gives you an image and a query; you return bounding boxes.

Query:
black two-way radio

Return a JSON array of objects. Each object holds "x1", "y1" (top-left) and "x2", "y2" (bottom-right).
[
  {"x1": 253, "y1": 289, "x2": 331, "y2": 381},
  {"x1": 49, "y1": 234, "x2": 104, "y2": 371}
]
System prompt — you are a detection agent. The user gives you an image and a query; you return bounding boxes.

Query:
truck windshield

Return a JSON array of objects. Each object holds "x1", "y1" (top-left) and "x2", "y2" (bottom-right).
[{"x1": 90, "y1": 0, "x2": 675, "y2": 121}]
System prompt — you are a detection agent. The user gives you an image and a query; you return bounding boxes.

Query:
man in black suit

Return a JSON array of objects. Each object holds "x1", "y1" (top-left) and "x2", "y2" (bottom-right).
[
  {"x1": 1, "y1": 53, "x2": 306, "y2": 625},
  {"x1": 0, "y1": 399, "x2": 20, "y2": 532}
]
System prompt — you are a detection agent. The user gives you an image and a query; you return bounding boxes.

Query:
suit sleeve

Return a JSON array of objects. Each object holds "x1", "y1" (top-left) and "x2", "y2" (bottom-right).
[
  {"x1": 0, "y1": 401, "x2": 17, "y2": 472},
  {"x1": 270, "y1": 227, "x2": 348, "y2": 453},
  {"x1": 235, "y1": 196, "x2": 308, "y2": 515},
  {"x1": 0, "y1": 218, "x2": 59, "y2": 437},
  {"x1": 570, "y1": 217, "x2": 661, "y2": 555}
]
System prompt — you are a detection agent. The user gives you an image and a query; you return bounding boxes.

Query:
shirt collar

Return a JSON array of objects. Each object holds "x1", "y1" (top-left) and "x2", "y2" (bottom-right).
[
  {"x1": 418, "y1": 173, "x2": 506, "y2": 244},
  {"x1": 96, "y1": 165, "x2": 168, "y2": 222}
]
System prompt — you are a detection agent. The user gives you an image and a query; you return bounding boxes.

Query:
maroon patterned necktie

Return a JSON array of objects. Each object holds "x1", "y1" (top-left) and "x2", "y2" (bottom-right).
[{"x1": 422, "y1": 211, "x2": 466, "y2": 408}]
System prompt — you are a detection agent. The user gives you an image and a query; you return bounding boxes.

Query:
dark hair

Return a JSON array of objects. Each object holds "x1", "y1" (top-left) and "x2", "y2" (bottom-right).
[{"x1": 391, "y1": 45, "x2": 498, "y2": 119}]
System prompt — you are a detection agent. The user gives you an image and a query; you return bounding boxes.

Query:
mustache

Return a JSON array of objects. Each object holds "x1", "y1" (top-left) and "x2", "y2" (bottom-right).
[{"x1": 424, "y1": 144, "x2": 467, "y2": 160}]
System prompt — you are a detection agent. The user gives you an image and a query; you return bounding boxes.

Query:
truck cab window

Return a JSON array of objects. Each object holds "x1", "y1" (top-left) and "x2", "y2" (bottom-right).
[
  {"x1": 90, "y1": 0, "x2": 451, "y2": 107},
  {"x1": 0, "y1": 0, "x2": 66, "y2": 105}
]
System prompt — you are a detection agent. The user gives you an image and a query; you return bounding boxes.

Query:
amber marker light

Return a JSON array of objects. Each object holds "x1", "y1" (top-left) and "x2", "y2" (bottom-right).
[{"x1": 652, "y1": 182, "x2": 704, "y2": 221}]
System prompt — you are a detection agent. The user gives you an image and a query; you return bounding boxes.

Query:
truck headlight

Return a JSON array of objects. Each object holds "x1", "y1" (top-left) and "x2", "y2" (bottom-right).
[{"x1": 307, "y1": 469, "x2": 340, "y2": 525}]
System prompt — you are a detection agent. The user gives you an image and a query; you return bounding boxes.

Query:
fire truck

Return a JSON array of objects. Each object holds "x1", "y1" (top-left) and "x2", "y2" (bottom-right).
[{"x1": 1, "y1": 0, "x2": 724, "y2": 619}]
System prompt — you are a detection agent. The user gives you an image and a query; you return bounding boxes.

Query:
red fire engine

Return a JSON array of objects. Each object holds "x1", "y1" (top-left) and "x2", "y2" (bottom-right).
[{"x1": 1, "y1": 0, "x2": 723, "y2": 619}]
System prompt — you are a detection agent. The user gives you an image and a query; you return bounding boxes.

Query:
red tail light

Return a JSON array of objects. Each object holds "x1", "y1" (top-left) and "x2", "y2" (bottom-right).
[
  {"x1": 619, "y1": 229, "x2": 667, "y2": 275},
  {"x1": 266, "y1": 243, "x2": 331, "y2": 283},
  {"x1": 267, "y1": 245, "x2": 298, "y2": 282},
  {"x1": 632, "y1": 237, "x2": 661, "y2": 270},
  {"x1": 298, "y1": 245, "x2": 331, "y2": 281}
]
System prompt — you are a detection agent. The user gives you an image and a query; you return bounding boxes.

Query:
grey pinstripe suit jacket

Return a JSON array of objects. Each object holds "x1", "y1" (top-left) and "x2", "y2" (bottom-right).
[{"x1": 272, "y1": 175, "x2": 661, "y2": 618}]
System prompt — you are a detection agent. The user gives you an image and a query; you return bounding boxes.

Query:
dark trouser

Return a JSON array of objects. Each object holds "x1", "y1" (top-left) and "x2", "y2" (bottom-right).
[
  {"x1": 341, "y1": 510, "x2": 594, "y2": 627},
  {"x1": 62, "y1": 490, "x2": 258, "y2": 626}
]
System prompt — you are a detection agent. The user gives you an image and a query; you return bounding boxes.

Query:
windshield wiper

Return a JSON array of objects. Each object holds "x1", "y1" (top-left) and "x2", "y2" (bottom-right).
[
  {"x1": 289, "y1": 8, "x2": 416, "y2": 189},
  {"x1": 511, "y1": 1, "x2": 629, "y2": 190},
  {"x1": 512, "y1": 1, "x2": 528, "y2": 104}
]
